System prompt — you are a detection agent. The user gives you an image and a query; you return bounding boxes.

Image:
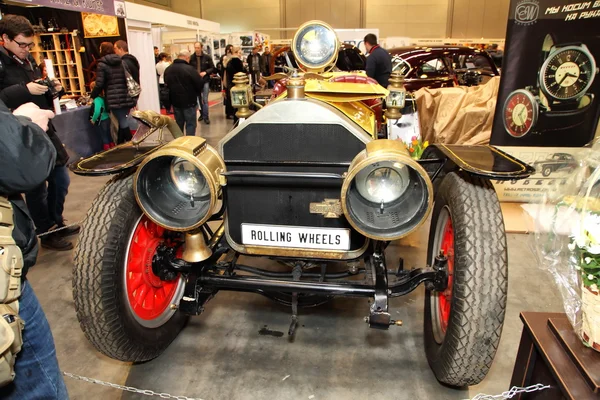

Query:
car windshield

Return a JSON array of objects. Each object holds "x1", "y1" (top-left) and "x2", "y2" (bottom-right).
[
  {"x1": 416, "y1": 57, "x2": 449, "y2": 78},
  {"x1": 451, "y1": 53, "x2": 494, "y2": 73},
  {"x1": 391, "y1": 55, "x2": 411, "y2": 75}
]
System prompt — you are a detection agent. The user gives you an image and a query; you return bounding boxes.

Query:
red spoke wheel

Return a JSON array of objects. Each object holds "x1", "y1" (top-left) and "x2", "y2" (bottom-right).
[
  {"x1": 433, "y1": 213, "x2": 454, "y2": 341},
  {"x1": 74, "y1": 175, "x2": 187, "y2": 362},
  {"x1": 423, "y1": 172, "x2": 508, "y2": 387},
  {"x1": 124, "y1": 216, "x2": 184, "y2": 328}
]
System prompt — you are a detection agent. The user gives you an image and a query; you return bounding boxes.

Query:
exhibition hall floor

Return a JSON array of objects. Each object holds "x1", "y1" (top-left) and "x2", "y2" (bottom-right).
[{"x1": 28, "y1": 105, "x2": 563, "y2": 400}]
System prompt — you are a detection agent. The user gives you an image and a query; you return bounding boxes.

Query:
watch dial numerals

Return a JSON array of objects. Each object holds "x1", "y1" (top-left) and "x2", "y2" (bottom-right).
[
  {"x1": 543, "y1": 48, "x2": 594, "y2": 100},
  {"x1": 503, "y1": 91, "x2": 536, "y2": 138}
]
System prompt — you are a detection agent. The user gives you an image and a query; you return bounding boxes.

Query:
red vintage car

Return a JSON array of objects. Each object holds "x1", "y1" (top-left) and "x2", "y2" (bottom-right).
[{"x1": 389, "y1": 46, "x2": 500, "y2": 91}]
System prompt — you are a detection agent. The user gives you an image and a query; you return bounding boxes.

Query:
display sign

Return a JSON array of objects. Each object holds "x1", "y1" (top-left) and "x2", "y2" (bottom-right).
[
  {"x1": 12, "y1": 0, "x2": 120, "y2": 17},
  {"x1": 490, "y1": 0, "x2": 600, "y2": 147},
  {"x1": 490, "y1": 0, "x2": 600, "y2": 202}
]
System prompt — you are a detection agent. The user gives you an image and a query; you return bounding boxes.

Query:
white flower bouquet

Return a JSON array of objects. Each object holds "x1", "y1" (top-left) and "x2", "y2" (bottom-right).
[{"x1": 534, "y1": 141, "x2": 600, "y2": 352}]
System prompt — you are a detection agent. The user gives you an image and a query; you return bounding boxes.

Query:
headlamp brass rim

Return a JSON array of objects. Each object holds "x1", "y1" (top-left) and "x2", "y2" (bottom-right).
[
  {"x1": 291, "y1": 20, "x2": 340, "y2": 72},
  {"x1": 341, "y1": 141, "x2": 434, "y2": 241},
  {"x1": 133, "y1": 138, "x2": 225, "y2": 232}
]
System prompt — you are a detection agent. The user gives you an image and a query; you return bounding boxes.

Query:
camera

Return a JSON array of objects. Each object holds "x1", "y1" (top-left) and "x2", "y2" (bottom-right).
[{"x1": 36, "y1": 77, "x2": 61, "y2": 99}]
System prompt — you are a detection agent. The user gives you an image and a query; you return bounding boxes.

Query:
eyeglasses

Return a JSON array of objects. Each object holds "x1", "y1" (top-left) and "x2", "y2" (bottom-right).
[{"x1": 11, "y1": 39, "x2": 35, "y2": 50}]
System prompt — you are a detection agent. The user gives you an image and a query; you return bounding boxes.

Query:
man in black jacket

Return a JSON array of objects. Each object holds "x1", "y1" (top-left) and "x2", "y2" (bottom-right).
[
  {"x1": 0, "y1": 99, "x2": 68, "y2": 398},
  {"x1": 247, "y1": 46, "x2": 263, "y2": 88},
  {"x1": 164, "y1": 50, "x2": 204, "y2": 136},
  {"x1": 189, "y1": 42, "x2": 215, "y2": 124},
  {"x1": 364, "y1": 33, "x2": 392, "y2": 88},
  {"x1": 114, "y1": 40, "x2": 140, "y2": 84},
  {"x1": 0, "y1": 14, "x2": 79, "y2": 251}
]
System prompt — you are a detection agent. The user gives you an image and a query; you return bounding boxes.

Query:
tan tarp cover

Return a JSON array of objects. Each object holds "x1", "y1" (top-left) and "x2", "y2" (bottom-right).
[{"x1": 415, "y1": 77, "x2": 500, "y2": 145}]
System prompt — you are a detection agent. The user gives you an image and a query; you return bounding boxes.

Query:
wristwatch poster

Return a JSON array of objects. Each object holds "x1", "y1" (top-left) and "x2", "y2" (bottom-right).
[{"x1": 491, "y1": 0, "x2": 600, "y2": 148}]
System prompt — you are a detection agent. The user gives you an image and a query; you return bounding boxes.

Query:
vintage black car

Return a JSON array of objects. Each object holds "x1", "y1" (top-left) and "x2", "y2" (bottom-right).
[
  {"x1": 71, "y1": 21, "x2": 534, "y2": 388},
  {"x1": 390, "y1": 46, "x2": 500, "y2": 91}
]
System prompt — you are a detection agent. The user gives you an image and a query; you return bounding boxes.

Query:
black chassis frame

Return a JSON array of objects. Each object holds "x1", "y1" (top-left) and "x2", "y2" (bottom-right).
[
  {"x1": 155, "y1": 227, "x2": 449, "y2": 331},
  {"x1": 150, "y1": 144, "x2": 535, "y2": 332}
]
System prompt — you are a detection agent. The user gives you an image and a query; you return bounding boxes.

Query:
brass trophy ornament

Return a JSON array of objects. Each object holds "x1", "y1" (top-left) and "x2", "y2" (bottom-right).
[{"x1": 385, "y1": 71, "x2": 407, "y2": 120}]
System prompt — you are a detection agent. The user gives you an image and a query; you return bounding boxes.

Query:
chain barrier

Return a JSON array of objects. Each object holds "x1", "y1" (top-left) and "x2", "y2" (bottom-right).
[
  {"x1": 468, "y1": 383, "x2": 552, "y2": 400},
  {"x1": 37, "y1": 221, "x2": 83, "y2": 238},
  {"x1": 63, "y1": 372, "x2": 203, "y2": 400},
  {"x1": 65, "y1": 370, "x2": 549, "y2": 400}
]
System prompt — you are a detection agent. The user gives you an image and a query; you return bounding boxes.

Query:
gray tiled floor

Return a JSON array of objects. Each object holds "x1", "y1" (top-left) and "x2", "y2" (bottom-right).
[{"x1": 28, "y1": 100, "x2": 563, "y2": 400}]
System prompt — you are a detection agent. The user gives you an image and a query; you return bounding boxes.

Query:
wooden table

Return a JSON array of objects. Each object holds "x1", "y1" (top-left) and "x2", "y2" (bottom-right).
[{"x1": 510, "y1": 312, "x2": 600, "y2": 399}]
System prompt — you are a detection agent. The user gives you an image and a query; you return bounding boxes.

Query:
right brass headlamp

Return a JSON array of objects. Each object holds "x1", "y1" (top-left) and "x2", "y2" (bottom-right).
[
  {"x1": 133, "y1": 136, "x2": 225, "y2": 232},
  {"x1": 341, "y1": 140, "x2": 433, "y2": 241}
]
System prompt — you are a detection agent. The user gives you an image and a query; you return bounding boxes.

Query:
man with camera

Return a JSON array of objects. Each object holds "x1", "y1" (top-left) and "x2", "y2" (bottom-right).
[
  {"x1": 0, "y1": 100, "x2": 69, "y2": 399},
  {"x1": 0, "y1": 15, "x2": 79, "y2": 251}
]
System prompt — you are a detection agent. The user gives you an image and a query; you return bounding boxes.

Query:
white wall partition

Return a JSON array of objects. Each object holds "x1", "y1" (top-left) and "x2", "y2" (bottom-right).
[{"x1": 126, "y1": 20, "x2": 160, "y2": 112}]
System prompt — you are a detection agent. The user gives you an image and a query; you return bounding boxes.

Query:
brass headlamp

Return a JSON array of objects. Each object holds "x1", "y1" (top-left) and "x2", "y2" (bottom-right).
[
  {"x1": 134, "y1": 136, "x2": 225, "y2": 233},
  {"x1": 230, "y1": 72, "x2": 253, "y2": 119},
  {"x1": 341, "y1": 139, "x2": 433, "y2": 241},
  {"x1": 385, "y1": 71, "x2": 407, "y2": 120}
]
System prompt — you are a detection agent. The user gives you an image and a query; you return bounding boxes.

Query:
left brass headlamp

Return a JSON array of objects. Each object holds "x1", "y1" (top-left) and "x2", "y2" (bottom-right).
[{"x1": 134, "y1": 136, "x2": 226, "y2": 232}]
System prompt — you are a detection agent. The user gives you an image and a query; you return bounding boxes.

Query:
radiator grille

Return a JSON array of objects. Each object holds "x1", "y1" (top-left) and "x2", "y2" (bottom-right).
[{"x1": 222, "y1": 123, "x2": 366, "y2": 164}]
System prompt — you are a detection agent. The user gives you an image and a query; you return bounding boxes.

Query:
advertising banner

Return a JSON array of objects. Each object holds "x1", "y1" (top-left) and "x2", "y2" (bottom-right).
[
  {"x1": 11, "y1": 0, "x2": 121, "y2": 17},
  {"x1": 490, "y1": 0, "x2": 600, "y2": 201}
]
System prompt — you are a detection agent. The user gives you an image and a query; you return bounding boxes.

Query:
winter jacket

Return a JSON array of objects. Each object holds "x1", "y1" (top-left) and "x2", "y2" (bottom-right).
[
  {"x1": 247, "y1": 53, "x2": 263, "y2": 73},
  {"x1": 122, "y1": 53, "x2": 140, "y2": 83},
  {"x1": 0, "y1": 45, "x2": 69, "y2": 166},
  {"x1": 262, "y1": 53, "x2": 272, "y2": 75},
  {"x1": 91, "y1": 54, "x2": 136, "y2": 110},
  {"x1": 163, "y1": 59, "x2": 204, "y2": 109},
  {"x1": 0, "y1": 99, "x2": 56, "y2": 276},
  {"x1": 189, "y1": 52, "x2": 215, "y2": 84},
  {"x1": 226, "y1": 57, "x2": 246, "y2": 89},
  {"x1": 365, "y1": 45, "x2": 392, "y2": 88}
]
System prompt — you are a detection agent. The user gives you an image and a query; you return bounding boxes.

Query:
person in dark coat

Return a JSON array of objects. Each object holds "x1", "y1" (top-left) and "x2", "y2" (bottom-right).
[
  {"x1": 364, "y1": 33, "x2": 392, "y2": 87},
  {"x1": 262, "y1": 46, "x2": 273, "y2": 88},
  {"x1": 164, "y1": 50, "x2": 204, "y2": 136},
  {"x1": 0, "y1": 99, "x2": 69, "y2": 399},
  {"x1": 246, "y1": 46, "x2": 263, "y2": 87},
  {"x1": 91, "y1": 42, "x2": 136, "y2": 144},
  {"x1": 189, "y1": 42, "x2": 215, "y2": 124},
  {"x1": 226, "y1": 47, "x2": 247, "y2": 123},
  {"x1": 220, "y1": 44, "x2": 234, "y2": 119},
  {"x1": 0, "y1": 14, "x2": 79, "y2": 251},
  {"x1": 114, "y1": 40, "x2": 140, "y2": 84}
]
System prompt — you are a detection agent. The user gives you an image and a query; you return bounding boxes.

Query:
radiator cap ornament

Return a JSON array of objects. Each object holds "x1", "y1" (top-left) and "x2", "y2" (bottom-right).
[
  {"x1": 310, "y1": 198, "x2": 343, "y2": 218},
  {"x1": 287, "y1": 71, "x2": 306, "y2": 100}
]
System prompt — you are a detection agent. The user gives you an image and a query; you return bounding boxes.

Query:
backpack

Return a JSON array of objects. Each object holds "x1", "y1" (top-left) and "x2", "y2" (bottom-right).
[{"x1": 122, "y1": 60, "x2": 141, "y2": 98}]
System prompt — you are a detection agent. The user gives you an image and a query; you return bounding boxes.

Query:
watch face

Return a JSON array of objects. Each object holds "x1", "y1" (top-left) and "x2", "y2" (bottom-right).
[
  {"x1": 503, "y1": 89, "x2": 538, "y2": 138},
  {"x1": 541, "y1": 45, "x2": 596, "y2": 101}
]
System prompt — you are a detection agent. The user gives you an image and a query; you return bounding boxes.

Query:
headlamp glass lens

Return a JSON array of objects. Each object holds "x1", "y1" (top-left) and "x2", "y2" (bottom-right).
[
  {"x1": 170, "y1": 158, "x2": 209, "y2": 198},
  {"x1": 295, "y1": 24, "x2": 337, "y2": 67},
  {"x1": 365, "y1": 167, "x2": 405, "y2": 203}
]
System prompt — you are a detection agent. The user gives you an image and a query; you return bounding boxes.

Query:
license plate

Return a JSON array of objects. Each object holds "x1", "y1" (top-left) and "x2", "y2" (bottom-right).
[{"x1": 241, "y1": 224, "x2": 350, "y2": 251}]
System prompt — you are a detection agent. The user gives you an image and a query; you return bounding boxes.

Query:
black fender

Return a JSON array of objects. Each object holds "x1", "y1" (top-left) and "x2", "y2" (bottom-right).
[
  {"x1": 419, "y1": 144, "x2": 535, "y2": 186},
  {"x1": 69, "y1": 141, "x2": 168, "y2": 176},
  {"x1": 69, "y1": 110, "x2": 184, "y2": 177}
]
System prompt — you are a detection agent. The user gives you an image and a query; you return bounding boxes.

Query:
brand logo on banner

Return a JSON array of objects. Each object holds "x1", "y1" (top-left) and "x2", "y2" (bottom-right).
[{"x1": 515, "y1": 0, "x2": 540, "y2": 25}]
